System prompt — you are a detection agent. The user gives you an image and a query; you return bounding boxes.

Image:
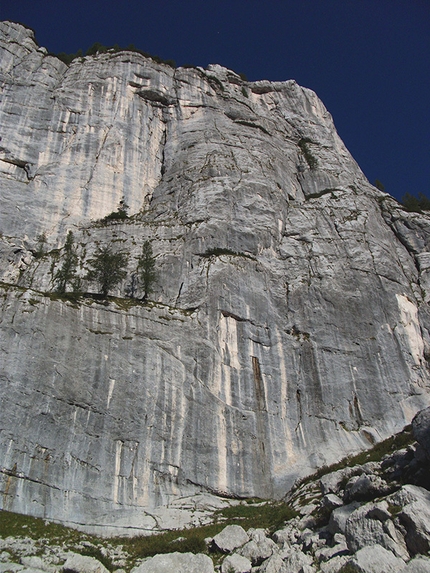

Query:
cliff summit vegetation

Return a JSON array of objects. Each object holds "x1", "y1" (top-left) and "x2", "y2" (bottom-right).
[
  {"x1": 54, "y1": 42, "x2": 176, "y2": 68},
  {"x1": 401, "y1": 192, "x2": 430, "y2": 213}
]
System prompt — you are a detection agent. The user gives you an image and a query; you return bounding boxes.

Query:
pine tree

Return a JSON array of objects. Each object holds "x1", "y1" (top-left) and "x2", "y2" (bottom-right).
[
  {"x1": 34, "y1": 232, "x2": 47, "y2": 258},
  {"x1": 86, "y1": 245, "x2": 128, "y2": 298},
  {"x1": 401, "y1": 192, "x2": 430, "y2": 213},
  {"x1": 137, "y1": 241, "x2": 157, "y2": 301},
  {"x1": 54, "y1": 231, "x2": 79, "y2": 293}
]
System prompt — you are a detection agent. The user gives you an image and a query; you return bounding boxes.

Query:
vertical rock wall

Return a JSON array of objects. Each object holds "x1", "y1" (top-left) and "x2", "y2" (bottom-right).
[{"x1": 1, "y1": 21, "x2": 430, "y2": 534}]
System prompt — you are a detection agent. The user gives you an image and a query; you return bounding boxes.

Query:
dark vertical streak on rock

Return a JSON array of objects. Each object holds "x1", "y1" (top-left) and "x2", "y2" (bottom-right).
[{"x1": 251, "y1": 355, "x2": 272, "y2": 495}]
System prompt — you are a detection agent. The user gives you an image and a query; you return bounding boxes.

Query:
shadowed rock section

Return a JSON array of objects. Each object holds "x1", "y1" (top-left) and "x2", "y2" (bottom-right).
[{"x1": 0, "y1": 21, "x2": 430, "y2": 534}]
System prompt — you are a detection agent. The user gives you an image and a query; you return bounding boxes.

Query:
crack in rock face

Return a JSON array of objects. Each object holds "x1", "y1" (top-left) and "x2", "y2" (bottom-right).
[{"x1": 0, "y1": 21, "x2": 430, "y2": 534}]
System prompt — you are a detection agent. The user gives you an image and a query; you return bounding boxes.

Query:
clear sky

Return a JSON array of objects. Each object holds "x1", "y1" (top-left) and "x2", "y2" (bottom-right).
[{"x1": 2, "y1": 0, "x2": 429, "y2": 202}]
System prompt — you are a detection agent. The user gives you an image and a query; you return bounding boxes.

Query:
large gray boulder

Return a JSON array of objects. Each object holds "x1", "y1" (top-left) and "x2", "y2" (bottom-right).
[
  {"x1": 280, "y1": 546, "x2": 314, "y2": 572},
  {"x1": 237, "y1": 528, "x2": 277, "y2": 565},
  {"x1": 20, "y1": 557, "x2": 52, "y2": 572},
  {"x1": 315, "y1": 537, "x2": 349, "y2": 562},
  {"x1": 344, "y1": 474, "x2": 391, "y2": 503},
  {"x1": 221, "y1": 554, "x2": 252, "y2": 573},
  {"x1": 212, "y1": 525, "x2": 249, "y2": 553},
  {"x1": 321, "y1": 468, "x2": 359, "y2": 496},
  {"x1": 412, "y1": 408, "x2": 430, "y2": 460},
  {"x1": 258, "y1": 554, "x2": 288, "y2": 573},
  {"x1": 329, "y1": 502, "x2": 361, "y2": 535},
  {"x1": 400, "y1": 557, "x2": 430, "y2": 573},
  {"x1": 62, "y1": 553, "x2": 109, "y2": 573},
  {"x1": 321, "y1": 494, "x2": 344, "y2": 511},
  {"x1": 344, "y1": 501, "x2": 409, "y2": 559},
  {"x1": 131, "y1": 552, "x2": 214, "y2": 573},
  {"x1": 341, "y1": 544, "x2": 405, "y2": 573},
  {"x1": 320, "y1": 555, "x2": 350, "y2": 573},
  {"x1": 273, "y1": 519, "x2": 301, "y2": 546},
  {"x1": 397, "y1": 486, "x2": 430, "y2": 555}
]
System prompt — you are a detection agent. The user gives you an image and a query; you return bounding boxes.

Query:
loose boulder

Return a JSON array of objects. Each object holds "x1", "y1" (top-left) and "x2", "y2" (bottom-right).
[
  {"x1": 398, "y1": 488, "x2": 430, "y2": 555},
  {"x1": 212, "y1": 525, "x2": 249, "y2": 553},
  {"x1": 412, "y1": 407, "x2": 430, "y2": 460},
  {"x1": 400, "y1": 556, "x2": 430, "y2": 573},
  {"x1": 62, "y1": 553, "x2": 110, "y2": 573},
  {"x1": 344, "y1": 474, "x2": 391, "y2": 503},
  {"x1": 131, "y1": 552, "x2": 214, "y2": 573},
  {"x1": 221, "y1": 553, "x2": 252, "y2": 573},
  {"x1": 328, "y1": 502, "x2": 361, "y2": 535},
  {"x1": 258, "y1": 554, "x2": 288, "y2": 573},
  {"x1": 341, "y1": 544, "x2": 405, "y2": 573},
  {"x1": 281, "y1": 546, "x2": 314, "y2": 573},
  {"x1": 345, "y1": 502, "x2": 409, "y2": 559}
]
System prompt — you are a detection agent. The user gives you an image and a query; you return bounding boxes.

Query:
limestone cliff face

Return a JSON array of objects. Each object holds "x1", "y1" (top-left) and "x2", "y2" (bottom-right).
[{"x1": 1, "y1": 21, "x2": 430, "y2": 534}]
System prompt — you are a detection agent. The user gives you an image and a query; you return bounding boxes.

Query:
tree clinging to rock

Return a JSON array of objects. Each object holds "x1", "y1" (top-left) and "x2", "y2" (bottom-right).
[{"x1": 86, "y1": 244, "x2": 128, "y2": 298}]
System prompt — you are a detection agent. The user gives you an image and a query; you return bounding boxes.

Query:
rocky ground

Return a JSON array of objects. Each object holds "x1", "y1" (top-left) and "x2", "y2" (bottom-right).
[{"x1": 1, "y1": 407, "x2": 430, "y2": 573}]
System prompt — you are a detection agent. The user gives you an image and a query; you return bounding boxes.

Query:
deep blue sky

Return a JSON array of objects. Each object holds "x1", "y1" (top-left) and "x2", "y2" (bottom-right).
[{"x1": 2, "y1": 0, "x2": 429, "y2": 202}]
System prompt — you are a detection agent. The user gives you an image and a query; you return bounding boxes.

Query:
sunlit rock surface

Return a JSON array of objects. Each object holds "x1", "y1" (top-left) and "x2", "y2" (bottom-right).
[{"x1": 1, "y1": 21, "x2": 430, "y2": 534}]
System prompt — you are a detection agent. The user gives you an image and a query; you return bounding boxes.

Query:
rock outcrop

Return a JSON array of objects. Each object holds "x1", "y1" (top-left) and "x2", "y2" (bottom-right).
[{"x1": 1, "y1": 20, "x2": 430, "y2": 533}]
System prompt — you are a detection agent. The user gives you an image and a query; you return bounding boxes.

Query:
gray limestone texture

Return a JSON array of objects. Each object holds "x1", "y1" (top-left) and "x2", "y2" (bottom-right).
[{"x1": 1, "y1": 20, "x2": 430, "y2": 534}]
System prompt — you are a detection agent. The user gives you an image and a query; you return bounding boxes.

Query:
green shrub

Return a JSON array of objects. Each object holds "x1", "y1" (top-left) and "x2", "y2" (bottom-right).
[
  {"x1": 54, "y1": 43, "x2": 176, "y2": 68},
  {"x1": 55, "y1": 50, "x2": 82, "y2": 65},
  {"x1": 296, "y1": 425, "x2": 414, "y2": 487},
  {"x1": 33, "y1": 232, "x2": 47, "y2": 259},
  {"x1": 374, "y1": 179, "x2": 385, "y2": 192},
  {"x1": 85, "y1": 42, "x2": 109, "y2": 56},
  {"x1": 102, "y1": 197, "x2": 130, "y2": 223},
  {"x1": 401, "y1": 192, "x2": 430, "y2": 213},
  {"x1": 298, "y1": 138, "x2": 318, "y2": 169}
]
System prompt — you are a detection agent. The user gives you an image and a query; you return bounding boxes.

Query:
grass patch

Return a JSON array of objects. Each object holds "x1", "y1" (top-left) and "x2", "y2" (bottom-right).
[
  {"x1": 0, "y1": 510, "x2": 87, "y2": 544},
  {"x1": 387, "y1": 503, "x2": 402, "y2": 517},
  {"x1": 80, "y1": 545, "x2": 115, "y2": 572},
  {"x1": 118, "y1": 500, "x2": 297, "y2": 561},
  {"x1": 110, "y1": 296, "x2": 146, "y2": 311},
  {"x1": 45, "y1": 291, "x2": 82, "y2": 304},
  {"x1": 0, "y1": 499, "x2": 299, "y2": 571},
  {"x1": 117, "y1": 523, "x2": 224, "y2": 561},
  {"x1": 350, "y1": 426, "x2": 414, "y2": 464},
  {"x1": 215, "y1": 501, "x2": 298, "y2": 533},
  {"x1": 296, "y1": 425, "x2": 414, "y2": 488}
]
